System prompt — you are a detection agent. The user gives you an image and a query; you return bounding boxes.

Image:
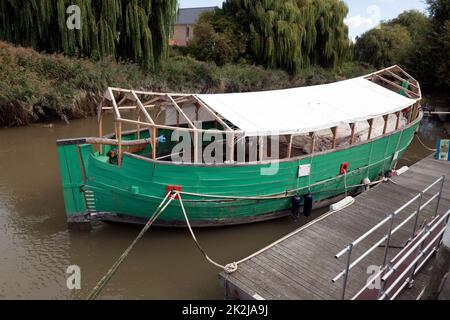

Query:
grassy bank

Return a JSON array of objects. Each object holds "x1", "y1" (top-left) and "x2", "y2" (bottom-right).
[{"x1": 0, "y1": 41, "x2": 373, "y2": 127}]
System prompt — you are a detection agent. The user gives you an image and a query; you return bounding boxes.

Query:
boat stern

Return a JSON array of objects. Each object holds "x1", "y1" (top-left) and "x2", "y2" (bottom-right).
[{"x1": 56, "y1": 138, "x2": 92, "y2": 229}]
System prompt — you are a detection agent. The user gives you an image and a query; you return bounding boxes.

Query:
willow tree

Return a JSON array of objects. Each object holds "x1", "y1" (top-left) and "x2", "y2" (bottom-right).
[
  {"x1": 221, "y1": 0, "x2": 350, "y2": 74},
  {"x1": 0, "y1": 0, "x2": 177, "y2": 69}
]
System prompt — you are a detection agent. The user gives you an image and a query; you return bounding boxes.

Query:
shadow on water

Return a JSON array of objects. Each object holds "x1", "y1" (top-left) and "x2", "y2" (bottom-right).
[{"x1": 0, "y1": 115, "x2": 448, "y2": 299}]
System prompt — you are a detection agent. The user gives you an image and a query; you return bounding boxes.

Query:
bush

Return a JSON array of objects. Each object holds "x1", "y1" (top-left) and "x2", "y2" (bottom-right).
[{"x1": 0, "y1": 41, "x2": 373, "y2": 127}]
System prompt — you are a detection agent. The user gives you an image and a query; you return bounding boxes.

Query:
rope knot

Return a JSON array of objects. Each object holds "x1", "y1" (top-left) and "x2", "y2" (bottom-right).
[{"x1": 224, "y1": 262, "x2": 238, "y2": 274}]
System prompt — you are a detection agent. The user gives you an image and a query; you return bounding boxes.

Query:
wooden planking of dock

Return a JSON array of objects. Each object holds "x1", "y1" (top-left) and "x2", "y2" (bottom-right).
[{"x1": 219, "y1": 154, "x2": 450, "y2": 300}]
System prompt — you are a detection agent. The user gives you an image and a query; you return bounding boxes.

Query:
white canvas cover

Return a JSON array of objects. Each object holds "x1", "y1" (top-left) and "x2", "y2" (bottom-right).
[{"x1": 197, "y1": 77, "x2": 417, "y2": 136}]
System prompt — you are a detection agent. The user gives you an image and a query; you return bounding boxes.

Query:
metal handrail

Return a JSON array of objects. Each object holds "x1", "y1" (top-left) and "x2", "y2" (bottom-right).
[
  {"x1": 332, "y1": 175, "x2": 446, "y2": 300},
  {"x1": 380, "y1": 210, "x2": 450, "y2": 300}
]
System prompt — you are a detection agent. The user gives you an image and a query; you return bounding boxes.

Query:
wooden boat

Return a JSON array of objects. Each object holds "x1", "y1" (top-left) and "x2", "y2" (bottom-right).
[{"x1": 57, "y1": 66, "x2": 423, "y2": 228}]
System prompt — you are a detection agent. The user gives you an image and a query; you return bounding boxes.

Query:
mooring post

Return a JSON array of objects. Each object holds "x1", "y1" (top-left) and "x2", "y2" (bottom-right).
[{"x1": 423, "y1": 218, "x2": 450, "y2": 300}]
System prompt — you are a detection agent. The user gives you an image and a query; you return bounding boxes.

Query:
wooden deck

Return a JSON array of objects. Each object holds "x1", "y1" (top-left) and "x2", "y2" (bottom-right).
[{"x1": 219, "y1": 154, "x2": 450, "y2": 300}]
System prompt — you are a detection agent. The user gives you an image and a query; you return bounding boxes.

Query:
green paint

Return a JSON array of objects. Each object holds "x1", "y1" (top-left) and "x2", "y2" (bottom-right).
[{"x1": 57, "y1": 121, "x2": 419, "y2": 225}]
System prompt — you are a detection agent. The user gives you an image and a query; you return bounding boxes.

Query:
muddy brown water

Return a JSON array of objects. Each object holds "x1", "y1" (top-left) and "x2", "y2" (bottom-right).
[{"x1": 0, "y1": 116, "x2": 448, "y2": 299}]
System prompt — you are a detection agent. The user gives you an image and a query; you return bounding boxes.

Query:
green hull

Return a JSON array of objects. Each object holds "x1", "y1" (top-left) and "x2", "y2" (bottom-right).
[{"x1": 57, "y1": 117, "x2": 420, "y2": 227}]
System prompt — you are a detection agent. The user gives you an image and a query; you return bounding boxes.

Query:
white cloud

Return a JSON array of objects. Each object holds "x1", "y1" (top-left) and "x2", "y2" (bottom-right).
[{"x1": 345, "y1": 5, "x2": 382, "y2": 40}]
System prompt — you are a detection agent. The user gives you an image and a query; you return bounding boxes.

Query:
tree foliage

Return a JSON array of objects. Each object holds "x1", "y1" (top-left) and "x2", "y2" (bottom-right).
[
  {"x1": 0, "y1": 0, "x2": 177, "y2": 69},
  {"x1": 187, "y1": 10, "x2": 247, "y2": 66},
  {"x1": 353, "y1": 24, "x2": 412, "y2": 69},
  {"x1": 354, "y1": 1, "x2": 450, "y2": 91},
  {"x1": 189, "y1": 0, "x2": 350, "y2": 74}
]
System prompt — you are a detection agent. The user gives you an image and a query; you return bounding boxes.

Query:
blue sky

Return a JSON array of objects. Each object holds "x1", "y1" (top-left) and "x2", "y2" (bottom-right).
[{"x1": 178, "y1": 0, "x2": 428, "y2": 40}]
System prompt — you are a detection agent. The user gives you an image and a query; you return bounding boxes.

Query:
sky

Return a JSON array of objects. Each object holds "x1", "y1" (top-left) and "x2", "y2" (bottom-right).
[{"x1": 178, "y1": 0, "x2": 428, "y2": 40}]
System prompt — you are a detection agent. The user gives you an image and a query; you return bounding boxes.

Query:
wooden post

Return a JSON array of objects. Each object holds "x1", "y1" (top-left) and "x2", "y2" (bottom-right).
[
  {"x1": 395, "y1": 112, "x2": 401, "y2": 130},
  {"x1": 349, "y1": 123, "x2": 356, "y2": 145},
  {"x1": 382, "y1": 115, "x2": 389, "y2": 135},
  {"x1": 117, "y1": 121, "x2": 123, "y2": 166},
  {"x1": 310, "y1": 132, "x2": 316, "y2": 154},
  {"x1": 258, "y1": 136, "x2": 264, "y2": 161},
  {"x1": 367, "y1": 119, "x2": 374, "y2": 140},
  {"x1": 227, "y1": 132, "x2": 235, "y2": 163},
  {"x1": 331, "y1": 127, "x2": 338, "y2": 149},
  {"x1": 152, "y1": 126, "x2": 158, "y2": 160},
  {"x1": 136, "y1": 109, "x2": 141, "y2": 141},
  {"x1": 287, "y1": 135, "x2": 293, "y2": 158},
  {"x1": 193, "y1": 130, "x2": 200, "y2": 163},
  {"x1": 99, "y1": 111, "x2": 104, "y2": 155}
]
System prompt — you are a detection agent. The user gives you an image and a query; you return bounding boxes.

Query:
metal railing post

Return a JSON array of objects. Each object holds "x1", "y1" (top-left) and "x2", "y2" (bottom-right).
[
  {"x1": 378, "y1": 214, "x2": 395, "y2": 299},
  {"x1": 411, "y1": 192, "x2": 424, "y2": 240},
  {"x1": 408, "y1": 224, "x2": 430, "y2": 288},
  {"x1": 434, "y1": 176, "x2": 445, "y2": 218},
  {"x1": 341, "y1": 244, "x2": 353, "y2": 300},
  {"x1": 382, "y1": 213, "x2": 395, "y2": 267}
]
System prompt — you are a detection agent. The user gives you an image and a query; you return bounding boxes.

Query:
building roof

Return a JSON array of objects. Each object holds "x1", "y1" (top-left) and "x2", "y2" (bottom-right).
[{"x1": 176, "y1": 7, "x2": 217, "y2": 25}]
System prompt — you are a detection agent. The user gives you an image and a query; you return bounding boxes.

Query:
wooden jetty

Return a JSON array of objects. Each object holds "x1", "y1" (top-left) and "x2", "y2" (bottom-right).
[{"x1": 219, "y1": 154, "x2": 450, "y2": 300}]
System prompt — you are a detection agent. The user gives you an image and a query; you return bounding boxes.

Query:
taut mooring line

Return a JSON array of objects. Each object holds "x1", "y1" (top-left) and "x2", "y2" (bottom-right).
[{"x1": 86, "y1": 191, "x2": 174, "y2": 300}]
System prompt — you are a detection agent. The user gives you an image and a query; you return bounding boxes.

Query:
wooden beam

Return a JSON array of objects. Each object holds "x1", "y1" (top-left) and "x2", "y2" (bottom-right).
[
  {"x1": 193, "y1": 131, "x2": 200, "y2": 163},
  {"x1": 310, "y1": 132, "x2": 316, "y2": 154},
  {"x1": 136, "y1": 109, "x2": 141, "y2": 141},
  {"x1": 382, "y1": 115, "x2": 389, "y2": 135},
  {"x1": 395, "y1": 112, "x2": 401, "y2": 130},
  {"x1": 117, "y1": 121, "x2": 123, "y2": 166},
  {"x1": 99, "y1": 110, "x2": 104, "y2": 155},
  {"x1": 287, "y1": 135, "x2": 293, "y2": 158},
  {"x1": 367, "y1": 119, "x2": 374, "y2": 140},
  {"x1": 374, "y1": 75, "x2": 420, "y2": 99},
  {"x1": 226, "y1": 132, "x2": 235, "y2": 163},
  {"x1": 349, "y1": 123, "x2": 356, "y2": 145},
  {"x1": 385, "y1": 69, "x2": 419, "y2": 90},
  {"x1": 86, "y1": 137, "x2": 152, "y2": 146},
  {"x1": 131, "y1": 91, "x2": 155, "y2": 125},
  {"x1": 152, "y1": 127, "x2": 157, "y2": 160},
  {"x1": 108, "y1": 87, "x2": 121, "y2": 119},
  {"x1": 258, "y1": 136, "x2": 264, "y2": 161},
  {"x1": 166, "y1": 95, "x2": 195, "y2": 129},
  {"x1": 192, "y1": 96, "x2": 233, "y2": 131},
  {"x1": 331, "y1": 127, "x2": 338, "y2": 149},
  {"x1": 118, "y1": 118, "x2": 240, "y2": 135}
]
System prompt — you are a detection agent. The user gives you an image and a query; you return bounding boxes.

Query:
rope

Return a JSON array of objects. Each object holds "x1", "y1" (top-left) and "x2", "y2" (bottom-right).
[
  {"x1": 86, "y1": 192, "x2": 175, "y2": 300},
  {"x1": 175, "y1": 191, "x2": 356, "y2": 275},
  {"x1": 176, "y1": 192, "x2": 238, "y2": 274},
  {"x1": 415, "y1": 134, "x2": 437, "y2": 152},
  {"x1": 229, "y1": 197, "x2": 356, "y2": 271}
]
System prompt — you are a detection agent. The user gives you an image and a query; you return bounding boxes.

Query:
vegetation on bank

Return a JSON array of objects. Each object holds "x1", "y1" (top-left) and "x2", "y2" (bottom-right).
[
  {"x1": 1, "y1": 0, "x2": 448, "y2": 127},
  {"x1": 0, "y1": 41, "x2": 373, "y2": 127}
]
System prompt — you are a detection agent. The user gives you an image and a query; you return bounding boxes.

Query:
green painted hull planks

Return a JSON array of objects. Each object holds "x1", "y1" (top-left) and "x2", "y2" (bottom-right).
[{"x1": 57, "y1": 116, "x2": 421, "y2": 227}]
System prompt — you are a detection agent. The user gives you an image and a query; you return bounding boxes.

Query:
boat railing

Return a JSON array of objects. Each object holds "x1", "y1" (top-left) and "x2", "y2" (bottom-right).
[{"x1": 332, "y1": 175, "x2": 447, "y2": 300}]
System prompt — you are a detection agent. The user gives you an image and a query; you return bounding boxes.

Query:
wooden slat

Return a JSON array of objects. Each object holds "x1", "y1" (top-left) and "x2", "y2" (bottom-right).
[{"x1": 219, "y1": 155, "x2": 450, "y2": 300}]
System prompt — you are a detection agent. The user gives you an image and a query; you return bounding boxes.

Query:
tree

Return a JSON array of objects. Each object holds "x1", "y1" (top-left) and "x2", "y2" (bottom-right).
[
  {"x1": 425, "y1": 0, "x2": 450, "y2": 89},
  {"x1": 0, "y1": 0, "x2": 177, "y2": 69},
  {"x1": 188, "y1": 10, "x2": 246, "y2": 66},
  {"x1": 354, "y1": 24, "x2": 412, "y2": 69},
  {"x1": 190, "y1": 0, "x2": 350, "y2": 74}
]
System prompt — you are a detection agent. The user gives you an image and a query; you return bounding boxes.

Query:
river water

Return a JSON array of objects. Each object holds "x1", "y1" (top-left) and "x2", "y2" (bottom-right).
[{"x1": 0, "y1": 116, "x2": 448, "y2": 299}]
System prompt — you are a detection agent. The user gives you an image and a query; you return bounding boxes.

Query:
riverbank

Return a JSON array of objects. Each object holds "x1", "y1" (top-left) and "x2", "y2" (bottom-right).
[{"x1": 0, "y1": 41, "x2": 374, "y2": 128}]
